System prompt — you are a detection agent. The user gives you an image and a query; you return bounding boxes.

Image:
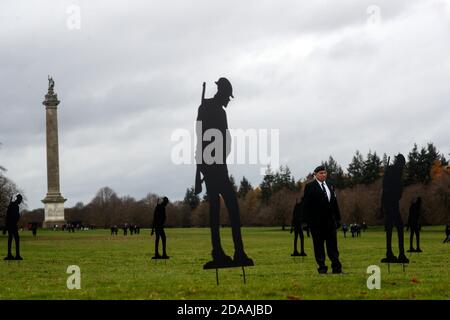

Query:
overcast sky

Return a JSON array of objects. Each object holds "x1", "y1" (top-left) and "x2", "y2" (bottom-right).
[{"x1": 1, "y1": 0, "x2": 449, "y2": 209}]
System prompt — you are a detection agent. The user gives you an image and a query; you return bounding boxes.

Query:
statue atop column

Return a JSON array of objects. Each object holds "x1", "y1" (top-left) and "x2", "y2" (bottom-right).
[{"x1": 48, "y1": 75, "x2": 55, "y2": 91}]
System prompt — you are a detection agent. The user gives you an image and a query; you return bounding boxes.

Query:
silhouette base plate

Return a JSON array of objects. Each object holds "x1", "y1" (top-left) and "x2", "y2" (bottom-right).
[
  {"x1": 204, "y1": 260, "x2": 254, "y2": 285},
  {"x1": 203, "y1": 260, "x2": 254, "y2": 270}
]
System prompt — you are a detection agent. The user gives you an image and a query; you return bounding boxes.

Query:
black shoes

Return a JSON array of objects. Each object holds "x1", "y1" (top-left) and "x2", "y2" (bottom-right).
[
  {"x1": 317, "y1": 266, "x2": 343, "y2": 274},
  {"x1": 381, "y1": 252, "x2": 398, "y2": 263},
  {"x1": 3, "y1": 255, "x2": 21, "y2": 261},
  {"x1": 233, "y1": 252, "x2": 254, "y2": 267},
  {"x1": 382, "y1": 252, "x2": 409, "y2": 263},
  {"x1": 204, "y1": 250, "x2": 254, "y2": 269},
  {"x1": 299, "y1": 252, "x2": 307, "y2": 257},
  {"x1": 397, "y1": 254, "x2": 409, "y2": 263},
  {"x1": 204, "y1": 250, "x2": 234, "y2": 269},
  {"x1": 318, "y1": 266, "x2": 328, "y2": 274}
]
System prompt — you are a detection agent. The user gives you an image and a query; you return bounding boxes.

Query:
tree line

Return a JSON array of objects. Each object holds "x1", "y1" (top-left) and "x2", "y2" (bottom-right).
[{"x1": 8, "y1": 142, "x2": 450, "y2": 228}]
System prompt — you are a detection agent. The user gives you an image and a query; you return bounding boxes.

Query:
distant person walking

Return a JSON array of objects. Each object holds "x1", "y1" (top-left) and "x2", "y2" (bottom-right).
[
  {"x1": 342, "y1": 223, "x2": 348, "y2": 238},
  {"x1": 31, "y1": 223, "x2": 37, "y2": 238}
]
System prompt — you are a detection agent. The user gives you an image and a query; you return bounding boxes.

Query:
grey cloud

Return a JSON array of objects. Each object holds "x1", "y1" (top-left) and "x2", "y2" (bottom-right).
[{"x1": 1, "y1": 0, "x2": 449, "y2": 209}]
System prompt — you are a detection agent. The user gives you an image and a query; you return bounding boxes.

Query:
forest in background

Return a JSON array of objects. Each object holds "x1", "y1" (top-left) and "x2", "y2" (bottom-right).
[{"x1": 1, "y1": 142, "x2": 449, "y2": 228}]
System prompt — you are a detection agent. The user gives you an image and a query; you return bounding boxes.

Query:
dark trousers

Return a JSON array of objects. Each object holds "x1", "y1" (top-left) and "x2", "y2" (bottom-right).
[
  {"x1": 293, "y1": 227, "x2": 305, "y2": 253},
  {"x1": 202, "y1": 165, "x2": 245, "y2": 257},
  {"x1": 310, "y1": 223, "x2": 341, "y2": 271},
  {"x1": 7, "y1": 226, "x2": 20, "y2": 257},
  {"x1": 155, "y1": 227, "x2": 167, "y2": 256}
]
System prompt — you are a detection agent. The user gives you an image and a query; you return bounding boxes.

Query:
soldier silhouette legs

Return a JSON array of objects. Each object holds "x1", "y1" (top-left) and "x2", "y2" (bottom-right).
[
  {"x1": 408, "y1": 227, "x2": 421, "y2": 252},
  {"x1": 154, "y1": 227, "x2": 168, "y2": 258},
  {"x1": 383, "y1": 204, "x2": 408, "y2": 263},
  {"x1": 203, "y1": 166, "x2": 252, "y2": 267},
  {"x1": 5, "y1": 226, "x2": 21, "y2": 260},
  {"x1": 292, "y1": 228, "x2": 306, "y2": 256}
]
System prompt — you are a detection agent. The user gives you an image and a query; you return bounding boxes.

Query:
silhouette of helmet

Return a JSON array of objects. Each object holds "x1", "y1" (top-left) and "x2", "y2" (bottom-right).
[
  {"x1": 215, "y1": 77, "x2": 234, "y2": 98},
  {"x1": 394, "y1": 153, "x2": 406, "y2": 167}
]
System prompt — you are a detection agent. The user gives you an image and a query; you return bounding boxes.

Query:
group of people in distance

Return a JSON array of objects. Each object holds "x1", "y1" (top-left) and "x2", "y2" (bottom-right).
[{"x1": 110, "y1": 224, "x2": 141, "y2": 236}]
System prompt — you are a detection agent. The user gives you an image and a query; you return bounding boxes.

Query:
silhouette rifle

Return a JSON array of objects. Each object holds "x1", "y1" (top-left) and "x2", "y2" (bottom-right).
[{"x1": 194, "y1": 82, "x2": 206, "y2": 194}]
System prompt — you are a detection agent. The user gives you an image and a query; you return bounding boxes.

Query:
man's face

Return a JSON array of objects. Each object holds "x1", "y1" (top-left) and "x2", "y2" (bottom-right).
[{"x1": 315, "y1": 170, "x2": 327, "y2": 182}]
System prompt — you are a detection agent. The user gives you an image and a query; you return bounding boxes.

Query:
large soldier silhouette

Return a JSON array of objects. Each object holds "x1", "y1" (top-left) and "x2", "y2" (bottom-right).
[
  {"x1": 195, "y1": 78, "x2": 253, "y2": 268},
  {"x1": 381, "y1": 154, "x2": 409, "y2": 263}
]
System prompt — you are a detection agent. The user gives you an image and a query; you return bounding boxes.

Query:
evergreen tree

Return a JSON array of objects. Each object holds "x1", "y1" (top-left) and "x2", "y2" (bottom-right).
[
  {"x1": 347, "y1": 150, "x2": 364, "y2": 186},
  {"x1": 238, "y1": 176, "x2": 253, "y2": 198},
  {"x1": 406, "y1": 143, "x2": 420, "y2": 184},
  {"x1": 183, "y1": 186, "x2": 200, "y2": 210},
  {"x1": 259, "y1": 166, "x2": 275, "y2": 204},
  {"x1": 273, "y1": 165, "x2": 297, "y2": 193},
  {"x1": 361, "y1": 151, "x2": 381, "y2": 184},
  {"x1": 322, "y1": 156, "x2": 346, "y2": 188},
  {"x1": 229, "y1": 175, "x2": 238, "y2": 193},
  {"x1": 381, "y1": 153, "x2": 389, "y2": 168}
]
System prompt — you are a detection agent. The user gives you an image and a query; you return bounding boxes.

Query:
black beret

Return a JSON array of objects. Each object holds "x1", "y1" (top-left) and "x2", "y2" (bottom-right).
[{"x1": 314, "y1": 165, "x2": 326, "y2": 173}]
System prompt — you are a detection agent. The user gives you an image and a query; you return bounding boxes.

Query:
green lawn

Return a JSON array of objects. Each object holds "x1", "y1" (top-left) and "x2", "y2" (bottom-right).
[{"x1": 0, "y1": 226, "x2": 448, "y2": 299}]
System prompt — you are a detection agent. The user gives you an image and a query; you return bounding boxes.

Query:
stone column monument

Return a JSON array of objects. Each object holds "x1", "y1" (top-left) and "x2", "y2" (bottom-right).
[{"x1": 42, "y1": 76, "x2": 66, "y2": 228}]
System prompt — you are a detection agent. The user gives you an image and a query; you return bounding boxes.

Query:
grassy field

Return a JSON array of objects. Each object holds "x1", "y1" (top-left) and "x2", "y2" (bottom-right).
[{"x1": 0, "y1": 226, "x2": 448, "y2": 300}]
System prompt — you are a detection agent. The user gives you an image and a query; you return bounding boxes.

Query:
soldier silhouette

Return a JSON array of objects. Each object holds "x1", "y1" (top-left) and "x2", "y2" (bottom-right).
[
  {"x1": 381, "y1": 154, "x2": 409, "y2": 263},
  {"x1": 4, "y1": 194, "x2": 23, "y2": 260},
  {"x1": 290, "y1": 198, "x2": 307, "y2": 256},
  {"x1": 407, "y1": 197, "x2": 422, "y2": 253},
  {"x1": 151, "y1": 197, "x2": 169, "y2": 259},
  {"x1": 195, "y1": 78, "x2": 253, "y2": 268}
]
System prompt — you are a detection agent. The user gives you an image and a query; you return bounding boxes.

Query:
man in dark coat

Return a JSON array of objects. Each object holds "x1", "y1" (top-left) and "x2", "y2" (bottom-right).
[
  {"x1": 303, "y1": 166, "x2": 342, "y2": 274},
  {"x1": 4, "y1": 194, "x2": 23, "y2": 260},
  {"x1": 151, "y1": 197, "x2": 169, "y2": 259},
  {"x1": 194, "y1": 78, "x2": 253, "y2": 268},
  {"x1": 290, "y1": 198, "x2": 307, "y2": 256},
  {"x1": 381, "y1": 154, "x2": 409, "y2": 263},
  {"x1": 407, "y1": 197, "x2": 422, "y2": 252}
]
